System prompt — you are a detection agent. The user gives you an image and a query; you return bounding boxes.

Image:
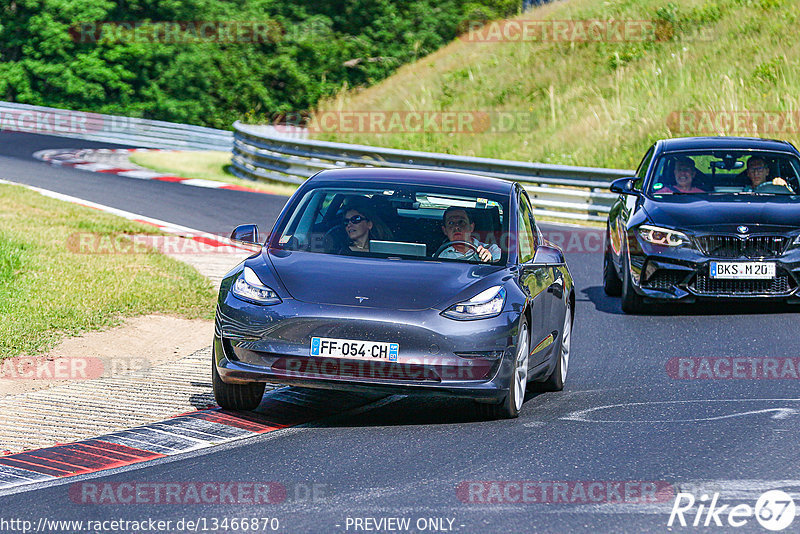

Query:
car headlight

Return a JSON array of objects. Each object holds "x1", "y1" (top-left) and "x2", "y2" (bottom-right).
[
  {"x1": 442, "y1": 286, "x2": 506, "y2": 320},
  {"x1": 793, "y1": 235, "x2": 800, "y2": 247},
  {"x1": 230, "y1": 267, "x2": 282, "y2": 305},
  {"x1": 638, "y1": 224, "x2": 689, "y2": 247}
]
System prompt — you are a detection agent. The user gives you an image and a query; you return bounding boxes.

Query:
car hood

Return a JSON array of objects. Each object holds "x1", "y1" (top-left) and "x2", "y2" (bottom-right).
[
  {"x1": 643, "y1": 196, "x2": 800, "y2": 233},
  {"x1": 266, "y1": 249, "x2": 505, "y2": 311}
]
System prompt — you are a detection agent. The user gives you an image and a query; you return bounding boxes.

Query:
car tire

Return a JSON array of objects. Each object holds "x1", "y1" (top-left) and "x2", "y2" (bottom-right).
[
  {"x1": 477, "y1": 317, "x2": 529, "y2": 420},
  {"x1": 537, "y1": 305, "x2": 572, "y2": 392},
  {"x1": 621, "y1": 253, "x2": 647, "y2": 314},
  {"x1": 603, "y1": 238, "x2": 622, "y2": 297},
  {"x1": 212, "y1": 358, "x2": 266, "y2": 411}
]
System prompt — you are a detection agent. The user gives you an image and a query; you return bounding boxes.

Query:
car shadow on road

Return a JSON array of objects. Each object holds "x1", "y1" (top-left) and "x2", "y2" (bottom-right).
[
  {"x1": 305, "y1": 389, "x2": 550, "y2": 428},
  {"x1": 580, "y1": 286, "x2": 625, "y2": 315},
  {"x1": 582, "y1": 285, "x2": 799, "y2": 316}
]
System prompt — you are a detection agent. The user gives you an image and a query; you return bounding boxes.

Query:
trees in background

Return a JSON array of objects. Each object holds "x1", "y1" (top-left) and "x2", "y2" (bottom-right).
[{"x1": 0, "y1": 0, "x2": 519, "y2": 128}]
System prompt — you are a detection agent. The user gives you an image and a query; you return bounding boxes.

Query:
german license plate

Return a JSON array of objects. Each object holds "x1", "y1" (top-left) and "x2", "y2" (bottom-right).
[
  {"x1": 310, "y1": 337, "x2": 399, "y2": 362},
  {"x1": 710, "y1": 261, "x2": 775, "y2": 279}
]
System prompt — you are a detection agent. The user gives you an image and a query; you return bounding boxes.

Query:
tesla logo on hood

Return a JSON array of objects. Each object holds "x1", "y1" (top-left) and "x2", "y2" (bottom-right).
[
  {"x1": 737, "y1": 225, "x2": 749, "y2": 234},
  {"x1": 355, "y1": 296, "x2": 369, "y2": 303}
]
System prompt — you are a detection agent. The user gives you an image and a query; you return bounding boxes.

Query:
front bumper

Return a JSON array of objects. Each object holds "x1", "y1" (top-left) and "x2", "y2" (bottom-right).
[
  {"x1": 213, "y1": 292, "x2": 522, "y2": 401},
  {"x1": 627, "y1": 237, "x2": 800, "y2": 302}
]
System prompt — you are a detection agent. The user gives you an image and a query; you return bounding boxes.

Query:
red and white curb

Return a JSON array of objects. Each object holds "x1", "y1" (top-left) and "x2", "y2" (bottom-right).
[
  {"x1": 0, "y1": 178, "x2": 260, "y2": 255},
  {"x1": 0, "y1": 389, "x2": 382, "y2": 492},
  {"x1": 33, "y1": 148, "x2": 271, "y2": 195}
]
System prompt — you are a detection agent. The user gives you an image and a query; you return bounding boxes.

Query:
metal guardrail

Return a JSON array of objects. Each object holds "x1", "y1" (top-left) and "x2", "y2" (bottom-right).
[
  {"x1": 232, "y1": 121, "x2": 633, "y2": 222},
  {"x1": 0, "y1": 101, "x2": 233, "y2": 151},
  {"x1": 0, "y1": 101, "x2": 631, "y2": 222}
]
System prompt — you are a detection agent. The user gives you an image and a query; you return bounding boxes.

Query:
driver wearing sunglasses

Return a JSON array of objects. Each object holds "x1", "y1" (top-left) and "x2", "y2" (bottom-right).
[{"x1": 438, "y1": 207, "x2": 500, "y2": 263}]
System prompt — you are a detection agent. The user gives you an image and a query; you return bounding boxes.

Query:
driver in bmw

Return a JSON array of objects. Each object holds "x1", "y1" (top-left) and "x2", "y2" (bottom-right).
[
  {"x1": 439, "y1": 207, "x2": 500, "y2": 263},
  {"x1": 743, "y1": 156, "x2": 790, "y2": 191}
]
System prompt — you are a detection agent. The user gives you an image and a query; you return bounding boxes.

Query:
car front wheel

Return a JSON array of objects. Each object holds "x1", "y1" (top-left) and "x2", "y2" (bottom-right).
[
  {"x1": 603, "y1": 237, "x2": 622, "y2": 296},
  {"x1": 477, "y1": 317, "x2": 529, "y2": 420},
  {"x1": 537, "y1": 305, "x2": 571, "y2": 392},
  {"x1": 621, "y1": 253, "x2": 647, "y2": 314},
  {"x1": 212, "y1": 358, "x2": 266, "y2": 411}
]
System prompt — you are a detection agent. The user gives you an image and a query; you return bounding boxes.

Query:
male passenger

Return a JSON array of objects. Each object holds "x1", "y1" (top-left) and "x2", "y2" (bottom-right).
[{"x1": 438, "y1": 207, "x2": 500, "y2": 263}]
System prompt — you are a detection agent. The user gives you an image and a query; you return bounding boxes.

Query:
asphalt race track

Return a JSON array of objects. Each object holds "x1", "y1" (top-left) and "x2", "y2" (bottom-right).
[
  {"x1": 1, "y1": 132, "x2": 799, "y2": 533},
  {"x1": 0, "y1": 132, "x2": 288, "y2": 234}
]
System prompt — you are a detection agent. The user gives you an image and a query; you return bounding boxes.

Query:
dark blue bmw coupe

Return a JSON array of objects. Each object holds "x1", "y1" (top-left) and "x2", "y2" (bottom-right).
[
  {"x1": 212, "y1": 168, "x2": 574, "y2": 419},
  {"x1": 605, "y1": 137, "x2": 800, "y2": 313}
]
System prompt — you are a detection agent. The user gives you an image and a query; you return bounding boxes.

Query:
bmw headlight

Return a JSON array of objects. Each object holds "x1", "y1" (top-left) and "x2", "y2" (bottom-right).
[
  {"x1": 442, "y1": 286, "x2": 506, "y2": 320},
  {"x1": 638, "y1": 225, "x2": 689, "y2": 247},
  {"x1": 230, "y1": 267, "x2": 282, "y2": 305}
]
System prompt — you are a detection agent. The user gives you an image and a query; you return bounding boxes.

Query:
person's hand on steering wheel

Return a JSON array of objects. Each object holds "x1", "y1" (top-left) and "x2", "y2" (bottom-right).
[
  {"x1": 433, "y1": 240, "x2": 494, "y2": 262},
  {"x1": 474, "y1": 244, "x2": 493, "y2": 262}
]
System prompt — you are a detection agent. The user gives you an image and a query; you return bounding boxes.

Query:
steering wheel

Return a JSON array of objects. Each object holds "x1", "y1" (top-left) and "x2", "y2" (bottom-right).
[
  {"x1": 754, "y1": 180, "x2": 792, "y2": 194},
  {"x1": 433, "y1": 240, "x2": 480, "y2": 258},
  {"x1": 322, "y1": 225, "x2": 347, "y2": 253}
]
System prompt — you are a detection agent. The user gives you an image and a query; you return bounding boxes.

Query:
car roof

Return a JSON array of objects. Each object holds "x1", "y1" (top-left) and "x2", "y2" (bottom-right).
[
  {"x1": 307, "y1": 167, "x2": 515, "y2": 195},
  {"x1": 658, "y1": 136, "x2": 798, "y2": 154}
]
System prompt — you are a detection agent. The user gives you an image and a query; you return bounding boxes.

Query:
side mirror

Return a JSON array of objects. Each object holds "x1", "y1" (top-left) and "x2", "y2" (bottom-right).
[
  {"x1": 230, "y1": 224, "x2": 260, "y2": 245},
  {"x1": 532, "y1": 244, "x2": 564, "y2": 266},
  {"x1": 609, "y1": 177, "x2": 640, "y2": 195}
]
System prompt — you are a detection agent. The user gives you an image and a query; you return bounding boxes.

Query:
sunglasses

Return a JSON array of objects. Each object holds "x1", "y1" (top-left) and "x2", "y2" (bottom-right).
[{"x1": 343, "y1": 215, "x2": 367, "y2": 225}]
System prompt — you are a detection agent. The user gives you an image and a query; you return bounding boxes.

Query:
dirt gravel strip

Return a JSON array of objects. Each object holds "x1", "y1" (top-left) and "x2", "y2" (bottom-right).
[
  {"x1": 0, "y1": 179, "x2": 266, "y2": 453},
  {"x1": 0, "y1": 388, "x2": 385, "y2": 493},
  {"x1": 0, "y1": 347, "x2": 257, "y2": 454}
]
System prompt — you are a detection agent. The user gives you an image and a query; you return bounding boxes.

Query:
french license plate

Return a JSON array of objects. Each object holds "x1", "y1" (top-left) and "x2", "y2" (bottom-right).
[
  {"x1": 310, "y1": 337, "x2": 399, "y2": 362},
  {"x1": 710, "y1": 261, "x2": 776, "y2": 279}
]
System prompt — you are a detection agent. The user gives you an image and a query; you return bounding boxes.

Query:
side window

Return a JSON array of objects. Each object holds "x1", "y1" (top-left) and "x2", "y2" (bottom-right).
[
  {"x1": 634, "y1": 146, "x2": 654, "y2": 190},
  {"x1": 518, "y1": 193, "x2": 535, "y2": 263},
  {"x1": 529, "y1": 207, "x2": 540, "y2": 251}
]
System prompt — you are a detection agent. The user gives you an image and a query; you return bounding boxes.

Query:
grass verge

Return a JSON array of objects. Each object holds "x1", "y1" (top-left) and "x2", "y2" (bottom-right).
[
  {"x1": 311, "y1": 0, "x2": 800, "y2": 170},
  {"x1": 0, "y1": 183, "x2": 217, "y2": 359},
  {"x1": 129, "y1": 151, "x2": 299, "y2": 197}
]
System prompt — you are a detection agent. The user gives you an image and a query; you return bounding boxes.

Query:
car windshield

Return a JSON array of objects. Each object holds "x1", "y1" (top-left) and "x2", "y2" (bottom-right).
[
  {"x1": 274, "y1": 182, "x2": 509, "y2": 264},
  {"x1": 647, "y1": 150, "x2": 800, "y2": 198}
]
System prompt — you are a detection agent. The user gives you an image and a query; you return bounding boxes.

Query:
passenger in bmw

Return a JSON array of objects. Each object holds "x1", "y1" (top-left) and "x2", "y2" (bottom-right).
[
  {"x1": 662, "y1": 156, "x2": 705, "y2": 194},
  {"x1": 438, "y1": 207, "x2": 500, "y2": 263},
  {"x1": 742, "y1": 156, "x2": 791, "y2": 192}
]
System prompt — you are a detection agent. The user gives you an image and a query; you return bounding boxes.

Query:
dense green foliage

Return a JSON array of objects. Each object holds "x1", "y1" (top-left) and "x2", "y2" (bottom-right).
[{"x1": 0, "y1": 0, "x2": 519, "y2": 129}]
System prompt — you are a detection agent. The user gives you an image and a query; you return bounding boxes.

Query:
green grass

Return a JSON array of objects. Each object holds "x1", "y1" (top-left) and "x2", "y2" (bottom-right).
[
  {"x1": 129, "y1": 151, "x2": 299, "y2": 197},
  {"x1": 0, "y1": 184, "x2": 216, "y2": 359},
  {"x1": 311, "y1": 0, "x2": 800, "y2": 170}
]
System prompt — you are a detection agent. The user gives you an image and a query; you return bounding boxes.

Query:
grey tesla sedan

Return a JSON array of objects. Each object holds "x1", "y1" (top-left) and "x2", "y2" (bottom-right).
[{"x1": 213, "y1": 168, "x2": 574, "y2": 419}]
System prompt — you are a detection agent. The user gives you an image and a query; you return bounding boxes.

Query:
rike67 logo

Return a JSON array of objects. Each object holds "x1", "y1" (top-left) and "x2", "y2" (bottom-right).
[{"x1": 668, "y1": 490, "x2": 796, "y2": 531}]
